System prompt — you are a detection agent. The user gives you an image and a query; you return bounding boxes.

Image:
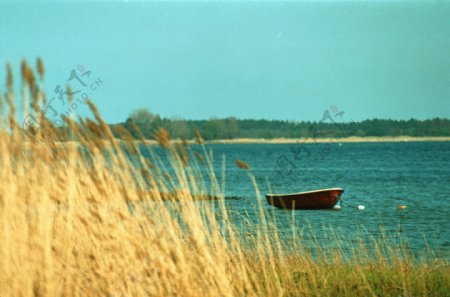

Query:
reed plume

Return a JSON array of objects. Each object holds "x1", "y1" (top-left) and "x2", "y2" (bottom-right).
[
  {"x1": 0, "y1": 60, "x2": 447, "y2": 297},
  {"x1": 36, "y1": 57, "x2": 45, "y2": 80},
  {"x1": 194, "y1": 129, "x2": 203, "y2": 144},
  {"x1": 235, "y1": 159, "x2": 250, "y2": 170},
  {"x1": 155, "y1": 127, "x2": 170, "y2": 148}
]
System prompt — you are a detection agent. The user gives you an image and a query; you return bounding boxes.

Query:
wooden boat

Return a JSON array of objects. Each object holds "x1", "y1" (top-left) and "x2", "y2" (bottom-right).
[{"x1": 266, "y1": 188, "x2": 344, "y2": 210}]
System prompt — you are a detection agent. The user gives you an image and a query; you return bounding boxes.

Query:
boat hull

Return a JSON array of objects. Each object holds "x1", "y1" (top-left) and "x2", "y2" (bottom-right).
[{"x1": 266, "y1": 188, "x2": 344, "y2": 210}]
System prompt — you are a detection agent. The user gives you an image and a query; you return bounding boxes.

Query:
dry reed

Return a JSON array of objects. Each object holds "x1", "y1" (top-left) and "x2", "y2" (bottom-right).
[{"x1": 0, "y1": 60, "x2": 448, "y2": 297}]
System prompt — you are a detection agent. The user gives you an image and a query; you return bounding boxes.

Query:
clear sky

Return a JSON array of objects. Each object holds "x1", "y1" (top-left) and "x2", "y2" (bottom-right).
[{"x1": 1, "y1": 0, "x2": 449, "y2": 123}]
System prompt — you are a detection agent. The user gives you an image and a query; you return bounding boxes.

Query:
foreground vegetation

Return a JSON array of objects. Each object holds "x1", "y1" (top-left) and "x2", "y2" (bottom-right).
[{"x1": 0, "y1": 60, "x2": 449, "y2": 296}]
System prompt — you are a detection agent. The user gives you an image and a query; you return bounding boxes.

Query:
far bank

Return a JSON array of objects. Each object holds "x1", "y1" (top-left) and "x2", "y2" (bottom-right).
[{"x1": 206, "y1": 136, "x2": 450, "y2": 144}]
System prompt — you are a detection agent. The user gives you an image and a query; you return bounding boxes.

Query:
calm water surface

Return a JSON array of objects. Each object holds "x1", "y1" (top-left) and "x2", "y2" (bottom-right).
[{"x1": 147, "y1": 142, "x2": 450, "y2": 255}]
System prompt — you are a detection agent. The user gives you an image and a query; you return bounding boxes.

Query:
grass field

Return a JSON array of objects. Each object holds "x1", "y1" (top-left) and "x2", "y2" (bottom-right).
[{"x1": 0, "y1": 60, "x2": 449, "y2": 297}]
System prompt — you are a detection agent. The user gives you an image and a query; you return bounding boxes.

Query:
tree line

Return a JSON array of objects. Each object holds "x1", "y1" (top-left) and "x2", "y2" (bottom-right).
[{"x1": 110, "y1": 108, "x2": 450, "y2": 140}]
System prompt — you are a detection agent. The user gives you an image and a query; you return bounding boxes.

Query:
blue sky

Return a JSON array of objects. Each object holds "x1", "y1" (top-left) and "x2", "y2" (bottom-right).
[{"x1": 0, "y1": 0, "x2": 449, "y2": 123}]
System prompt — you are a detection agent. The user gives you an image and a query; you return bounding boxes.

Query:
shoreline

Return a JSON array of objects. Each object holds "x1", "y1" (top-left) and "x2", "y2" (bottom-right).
[
  {"x1": 206, "y1": 136, "x2": 450, "y2": 144},
  {"x1": 52, "y1": 136, "x2": 450, "y2": 147}
]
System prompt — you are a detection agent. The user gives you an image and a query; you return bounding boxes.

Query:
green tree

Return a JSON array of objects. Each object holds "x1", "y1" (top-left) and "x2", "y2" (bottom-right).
[
  {"x1": 129, "y1": 108, "x2": 156, "y2": 125},
  {"x1": 127, "y1": 108, "x2": 159, "y2": 138}
]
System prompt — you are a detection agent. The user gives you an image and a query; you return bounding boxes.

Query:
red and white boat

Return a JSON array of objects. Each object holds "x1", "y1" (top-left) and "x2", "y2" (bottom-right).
[{"x1": 266, "y1": 188, "x2": 344, "y2": 210}]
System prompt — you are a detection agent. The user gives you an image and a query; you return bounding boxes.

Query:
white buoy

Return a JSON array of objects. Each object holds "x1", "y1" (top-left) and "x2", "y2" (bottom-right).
[
  {"x1": 357, "y1": 205, "x2": 365, "y2": 210},
  {"x1": 333, "y1": 205, "x2": 341, "y2": 210}
]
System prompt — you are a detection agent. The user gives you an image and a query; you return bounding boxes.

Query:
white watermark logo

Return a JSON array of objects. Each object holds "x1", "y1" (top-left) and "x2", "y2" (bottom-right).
[
  {"x1": 274, "y1": 105, "x2": 355, "y2": 181},
  {"x1": 22, "y1": 64, "x2": 103, "y2": 135}
]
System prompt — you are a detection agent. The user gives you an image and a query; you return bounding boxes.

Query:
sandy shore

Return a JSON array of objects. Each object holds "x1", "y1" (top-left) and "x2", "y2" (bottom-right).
[
  {"x1": 207, "y1": 136, "x2": 450, "y2": 144},
  {"x1": 49, "y1": 136, "x2": 450, "y2": 147}
]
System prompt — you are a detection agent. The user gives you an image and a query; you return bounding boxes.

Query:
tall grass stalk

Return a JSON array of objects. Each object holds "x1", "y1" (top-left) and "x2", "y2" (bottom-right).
[{"x1": 0, "y1": 60, "x2": 448, "y2": 297}]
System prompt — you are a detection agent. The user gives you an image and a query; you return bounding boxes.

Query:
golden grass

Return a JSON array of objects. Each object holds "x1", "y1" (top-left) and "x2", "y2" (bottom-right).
[{"x1": 0, "y1": 60, "x2": 448, "y2": 297}]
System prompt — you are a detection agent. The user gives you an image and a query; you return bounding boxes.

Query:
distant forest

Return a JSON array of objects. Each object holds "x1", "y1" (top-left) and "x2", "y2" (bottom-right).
[{"x1": 110, "y1": 109, "x2": 450, "y2": 140}]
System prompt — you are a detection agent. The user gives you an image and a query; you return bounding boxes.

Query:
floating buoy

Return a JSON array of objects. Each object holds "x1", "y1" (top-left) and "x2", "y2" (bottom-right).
[
  {"x1": 397, "y1": 205, "x2": 407, "y2": 210},
  {"x1": 333, "y1": 205, "x2": 341, "y2": 210},
  {"x1": 357, "y1": 205, "x2": 365, "y2": 210}
]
